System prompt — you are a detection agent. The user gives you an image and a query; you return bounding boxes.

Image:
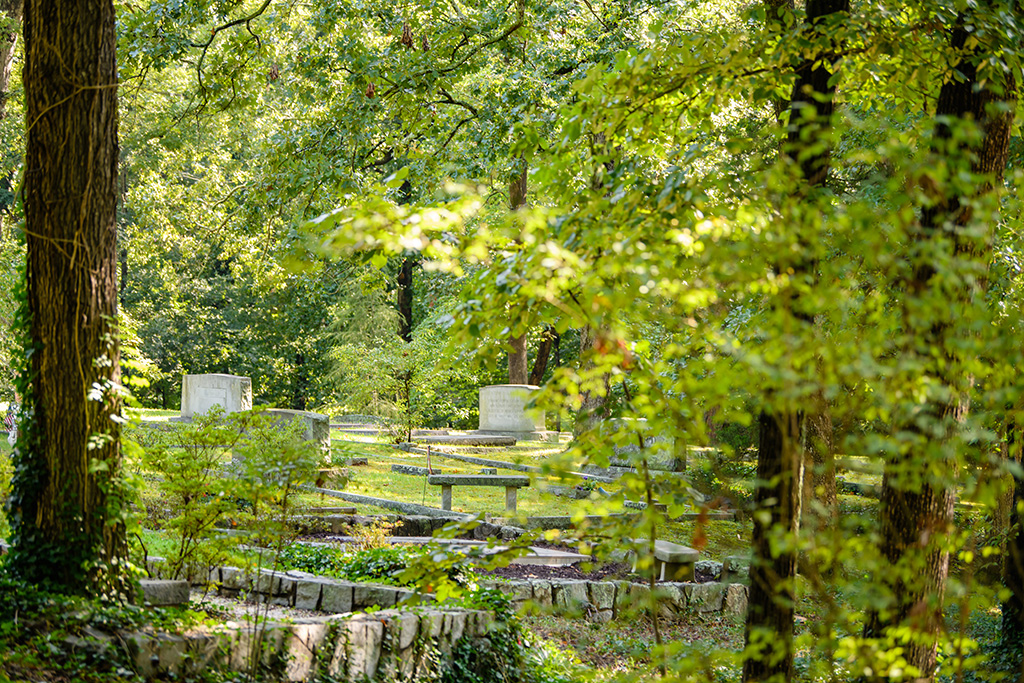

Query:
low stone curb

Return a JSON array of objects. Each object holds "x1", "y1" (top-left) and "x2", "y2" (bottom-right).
[
  {"x1": 479, "y1": 578, "x2": 748, "y2": 621},
  {"x1": 123, "y1": 607, "x2": 493, "y2": 681},
  {"x1": 303, "y1": 486, "x2": 473, "y2": 520}
]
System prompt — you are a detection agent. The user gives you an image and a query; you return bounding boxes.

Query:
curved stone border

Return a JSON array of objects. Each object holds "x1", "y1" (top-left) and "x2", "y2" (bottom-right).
[{"x1": 479, "y1": 578, "x2": 748, "y2": 621}]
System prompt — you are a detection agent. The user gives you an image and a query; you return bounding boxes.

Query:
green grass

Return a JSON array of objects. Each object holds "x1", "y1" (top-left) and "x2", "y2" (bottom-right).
[{"x1": 118, "y1": 422, "x2": 882, "y2": 563}]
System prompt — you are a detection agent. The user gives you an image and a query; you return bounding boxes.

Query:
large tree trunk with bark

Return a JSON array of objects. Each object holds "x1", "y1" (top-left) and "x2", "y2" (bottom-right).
[
  {"x1": 744, "y1": 411, "x2": 803, "y2": 683},
  {"x1": 865, "y1": 13, "x2": 1016, "y2": 680},
  {"x1": 397, "y1": 256, "x2": 415, "y2": 342},
  {"x1": 528, "y1": 326, "x2": 555, "y2": 386},
  {"x1": 574, "y1": 325, "x2": 610, "y2": 438},
  {"x1": 742, "y1": 1, "x2": 846, "y2": 680},
  {"x1": 507, "y1": 333, "x2": 528, "y2": 384},
  {"x1": 803, "y1": 390, "x2": 836, "y2": 530},
  {"x1": 1004, "y1": 419, "x2": 1024, "y2": 642},
  {"x1": 507, "y1": 161, "x2": 529, "y2": 383},
  {"x1": 8, "y1": 0, "x2": 125, "y2": 594}
]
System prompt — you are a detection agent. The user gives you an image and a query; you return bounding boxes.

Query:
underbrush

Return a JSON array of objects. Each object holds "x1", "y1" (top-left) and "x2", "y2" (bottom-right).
[
  {"x1": 277, "y1": 542, "x2": 474, "y2": 588},
  {"x1": 0, "y1": 567, "x2": 216, "y2": 683}
]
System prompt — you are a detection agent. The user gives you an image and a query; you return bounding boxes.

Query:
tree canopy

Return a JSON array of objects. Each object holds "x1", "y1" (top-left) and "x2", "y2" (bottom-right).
[{"x1": 1, "y1": 0, "x2": 1023, "y2": 680}]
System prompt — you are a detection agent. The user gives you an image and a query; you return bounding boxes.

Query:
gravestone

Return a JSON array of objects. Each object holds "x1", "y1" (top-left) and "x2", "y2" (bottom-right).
[
  {"x1": 477, "y1": 384, "x2": 554, "y2": 441},
  {"x1": 180, "y1": 374, "x2": 252, "y2": 419},
  {"x1": 265, "y1": 409, "x2": 331, "y2": 462}
]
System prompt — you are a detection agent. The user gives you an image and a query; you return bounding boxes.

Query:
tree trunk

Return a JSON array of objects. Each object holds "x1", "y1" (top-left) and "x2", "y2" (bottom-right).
[
  {"x1": 743, "y1": 410, "x2": 803, "y2": 683},
  {"x1": 742, "y1": 1, "x2": 846, "y2": 680},
  {"x1": 865, "y1": 14, "x2": 1016, "y2": 680},
  {"x1": 803, "y1": 391, "x2": 836, "y2": 529},
  {"x1": 574, "y1": 325, "x2": 609, "y2": 438},
  {"x1": 292, "y1": 351, "x2": 307, "y2": 410},
  {"x1": 397, "y1": 256, "x2": 415, "y2": 342},
  {"x1": 508, "y1": 333, "x2": 528, "y2": 384},
  {"x1": 507, "y1": 160, "x2": 529, "y2": 383},
  {"x1": 509, "y1": 158, "x2": 527, "y2": 211},
  {"x1": 1004, "y1": 419, "x2": 1024, "y2": 642},
  {"x1": 528, "y1": 325, "x2": 555, "y2": 386},
  {"x1": 9, "y1": 0, "x2": 124, "y2": 594}
]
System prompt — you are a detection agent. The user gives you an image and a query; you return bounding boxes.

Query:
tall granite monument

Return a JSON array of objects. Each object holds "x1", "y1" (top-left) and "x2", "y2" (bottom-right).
[
  {"x1": 180, "y1": 373, "x2": 252, "y2": 419},
  {"x1": 477, "y1": 384, "x2": 554, "y2": 441}
]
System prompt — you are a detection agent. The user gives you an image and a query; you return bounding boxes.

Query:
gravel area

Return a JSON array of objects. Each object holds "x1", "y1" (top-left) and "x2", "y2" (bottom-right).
[{"x1": 189, "y1": 589, "x2": 325, "y2": 622}]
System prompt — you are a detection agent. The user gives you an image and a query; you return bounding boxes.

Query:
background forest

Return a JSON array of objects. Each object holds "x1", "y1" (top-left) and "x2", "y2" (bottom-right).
[{"x1": 2, "y1": 0, "x2": 1024, "y2": 681}]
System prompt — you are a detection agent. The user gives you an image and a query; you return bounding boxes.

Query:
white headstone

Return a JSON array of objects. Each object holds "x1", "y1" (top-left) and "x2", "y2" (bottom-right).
[
  {"x1": 180, "y1": 374, "x2": 252, "y2": 419},
  {"x1": 478, "y1": 384, "x2": 545, "y2": 433}
]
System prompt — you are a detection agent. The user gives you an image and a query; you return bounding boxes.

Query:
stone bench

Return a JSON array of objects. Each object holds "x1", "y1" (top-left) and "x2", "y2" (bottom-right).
[
  {"x1": 427, "y1": 474, "x2": 531, "y2": 513},
  {"x1": 653, "y1": 540, "x2": 699, "y2": 581},
  {"x1": 630, "y1": 540, "x2": 700, "y2": 582}
]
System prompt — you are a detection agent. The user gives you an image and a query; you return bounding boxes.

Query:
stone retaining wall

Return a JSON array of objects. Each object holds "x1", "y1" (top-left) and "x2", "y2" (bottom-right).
[
  {"x1": 148, "y1": 558, "x2": 746, "y2": 621},
  {"x1": 480, "y1": 578, "x2": 748, "y2": 621},
  {"x1": 148, "y1": 558, "x2": 422, "y2": 614},
  {"x1": 125, "y1": 607, "x2": 493, "y2": 681}
]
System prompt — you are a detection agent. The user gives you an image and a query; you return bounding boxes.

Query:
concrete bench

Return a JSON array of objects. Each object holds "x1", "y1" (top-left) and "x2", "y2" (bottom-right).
[
  {"x1": 630, "y1": 539, "x2": 700, "y2": 581},
  {"x1": 427, "y1": 474, "x2": 531, "y2": 513}
]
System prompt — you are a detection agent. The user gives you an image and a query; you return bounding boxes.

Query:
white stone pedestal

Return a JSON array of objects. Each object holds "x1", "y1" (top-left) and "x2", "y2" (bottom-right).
[{"x1": 180, "y1": 374, "x2": 252, "y2": 419}]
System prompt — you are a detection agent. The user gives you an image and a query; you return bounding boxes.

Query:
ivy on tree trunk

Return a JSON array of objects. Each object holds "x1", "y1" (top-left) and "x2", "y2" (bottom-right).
[{"x1": 8, "y1": 0, "x2": 126, "y2": 594}]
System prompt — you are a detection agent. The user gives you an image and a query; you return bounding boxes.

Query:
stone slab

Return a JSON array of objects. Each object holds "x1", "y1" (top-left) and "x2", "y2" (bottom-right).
[
  {"x1": 391, "y1": 464, "x2": 442, "y2": 476},
  {"x1": 427, "y1": 474, "x2": 530, "y2": 487},
  {"x1": 653, "y1": 540, "x2": 700, "y2": 564},
  {"x1": 415, "y1": 434, "x2": 517, "y2": 446},
  {"x1": 305, "y1": 486, "x2": 472, "y2": 520}
]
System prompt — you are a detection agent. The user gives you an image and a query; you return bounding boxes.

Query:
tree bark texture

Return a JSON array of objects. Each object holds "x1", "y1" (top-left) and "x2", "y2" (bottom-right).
[
  {"x1": 1004, "y1": 420, "x2": 1024, "y2": 643},
  {"x1": 507, "y1": 333, "x2": 528, "y2": 384},
  {"x1": 803, "y1": 391, "x2": 836, "y2": 530},
  {"x1": 744, "y1": 411, "x2": 803, "y2": 683},
  {"x1": 506, "y1": 160, "x2": 529, "y2": 383},
  {"x1": 528, "y1": 325, "x2": 555, "y2": 386},
  {"x1": 10, "y1": 0, "x2": 124, "y2": 592},
  {"x1": 865, "y1": 13, "x2": 1016, "y2": 680},
  {"x1": 742, "y1": 2, "x2": 846, "y2": 680},
  {"x1": 574, "y1": 325, "x2": 610, "y2": 438},
  {"x1": 0, "y1": 0, "x2": 22, "y2": 120}
]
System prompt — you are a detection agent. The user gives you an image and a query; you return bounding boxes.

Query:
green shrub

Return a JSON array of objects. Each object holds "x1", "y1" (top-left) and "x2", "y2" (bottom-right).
[
  {"x1": 0, "y1": 452, "x2": 11, "y2": 539},
  {"x1": 278, "y1": 542, "x2": 472, "y2": 587},
  {"x1": 687, "y1": 458, "x2": 753, "y2": 509},
  {"x1": 127, "y1": 407, "x2": 320, "y2": 580}
]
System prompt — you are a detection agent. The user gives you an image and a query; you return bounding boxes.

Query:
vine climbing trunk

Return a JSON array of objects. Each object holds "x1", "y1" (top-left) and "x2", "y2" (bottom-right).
[{"x1": 9, "y1": 0, "x2": 126, "y2": 593}]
